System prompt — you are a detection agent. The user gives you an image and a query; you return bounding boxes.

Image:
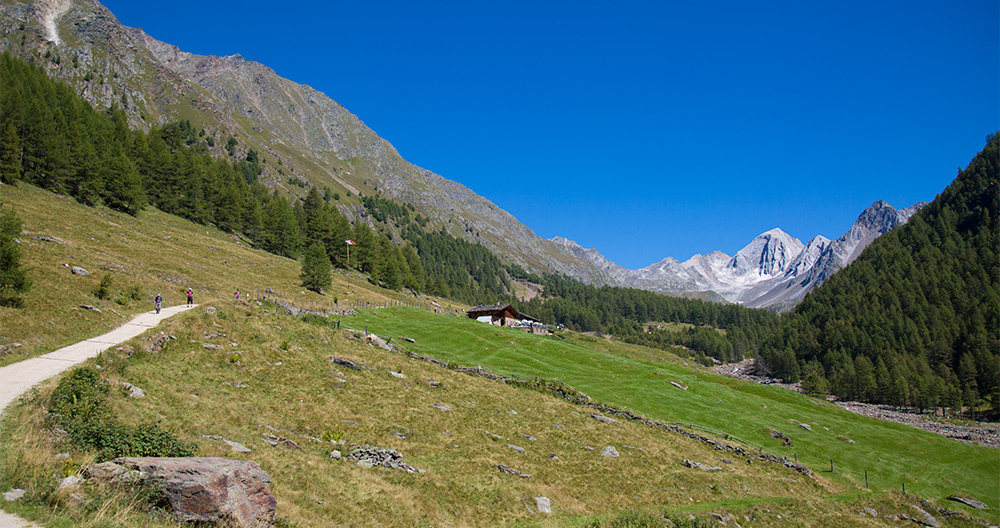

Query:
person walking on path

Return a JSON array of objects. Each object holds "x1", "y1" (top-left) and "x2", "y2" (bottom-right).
[
  {"x1": 0, "y1": 303, "x2": 196, "y2": 528},
  {"x1": 235, "y1": 289, "x2": 240, "y2": 302},
  {"x1": 186, "y1": 287, "x2": 194, "y2": 306},
  {"x1": 154, "y1": 293, "x2": 162, "y2": 314}
]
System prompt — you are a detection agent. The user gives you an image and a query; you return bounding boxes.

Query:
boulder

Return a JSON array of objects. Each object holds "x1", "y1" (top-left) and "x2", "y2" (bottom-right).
[
  {"x1": 535, "y1": 496, "x2": 552, "y2": 514},
  {"x1": 601, "y1": 445, "x2": 620, "y2": 458},
  {"x1": 946, "y1": 495, "x2": 989, "y2": 510},
  {"x1": 93, "y1": 457, "x2": 276, "y2": 528},
  {"x1": 70, "y1": 266, "x2": 89, "y2": 275}
]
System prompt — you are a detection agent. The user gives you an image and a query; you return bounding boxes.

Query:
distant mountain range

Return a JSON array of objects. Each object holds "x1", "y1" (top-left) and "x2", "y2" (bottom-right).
[
  {"x1": 553, "y1": 200, "x2": 924, "y2": 309},
  {"x1": 0, "y1": 0, "x2": 923, "y2": 309}
]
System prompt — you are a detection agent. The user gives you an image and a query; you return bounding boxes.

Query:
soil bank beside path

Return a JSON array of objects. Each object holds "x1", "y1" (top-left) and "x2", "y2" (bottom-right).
[{"x1": 0, "y1": 303, "x2": 197, "y2": 527}]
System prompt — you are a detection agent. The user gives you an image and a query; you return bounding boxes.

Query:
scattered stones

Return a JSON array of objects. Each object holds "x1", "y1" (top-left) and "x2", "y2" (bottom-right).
[
  {"x1": 70, "y1": 266, "x2": 89, "y2": 275},
  {"x1": 508, "y1": 444, "x2": 525, "y2": 453},
  {"x1": 79, "y1": 304, "x2": 100, "y2": 312},
  {"x1": 946, "y1": 495, "x2": 989, "y2": 510},
  {"x1": 590, "y1": 413, "x2": 618, "y2": 424},
  {"x1": 85, "y1": 457, "x2": 276, "y2": 528},
  {"x1": 347, "y1": 444, "x2": 421, "y2": 473},
  {"x1": 770, "y1": 428, "x2": 792, "y2": 446},
  {"x1": 330, "y1": 356, "x2": 368, "y2": 371},
  {"x1": 3, "y1": 489, "x2": 25, "y2": 501},
  {"x1": 670, "y1": 381, "x2": 688, "y2": 390},
  {"x1": 535, "y1": 496, "x2": 552, "y2": 514},
  {"x1": 433, "y1": 403, "x2": 453, "y2": 412},
  {"x1": 683, "y1": 459, "x2": 722, "y2": 472},
  {"x1": 495, "y1": 464, "x2": 531, "y2": 478},
  {"x1": 35, "y1": 235, "x2": 64, "y2": 244},
  {"x1": 262, "y1": 434, "x2": 301, "y2": 450},
  {"x1": 600, "y1": 446, "x2": 620, "y2": 458},
  {"x1": 203, "y1": 343, "x2": 222, "y2": 350}
]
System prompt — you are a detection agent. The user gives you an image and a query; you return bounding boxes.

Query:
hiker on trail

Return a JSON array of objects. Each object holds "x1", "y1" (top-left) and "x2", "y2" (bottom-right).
[
  {"x1": 235, "y1": 289, "x2": 240, "y2": 301},
  {"x1": 187, "y1": 288, "x2": 194, "y2": 306},
  {"x1": 154, "y1": 294, "x2": 162, "y2": 314}
]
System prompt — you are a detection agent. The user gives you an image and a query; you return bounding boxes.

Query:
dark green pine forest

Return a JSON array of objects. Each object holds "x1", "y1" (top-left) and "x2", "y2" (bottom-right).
[
  {"x1": 2, "y1": 51, "x2": 997, "y2": 417},
  {"x1": 758, "y1": 135, "x2": 999, "y2": 414}
]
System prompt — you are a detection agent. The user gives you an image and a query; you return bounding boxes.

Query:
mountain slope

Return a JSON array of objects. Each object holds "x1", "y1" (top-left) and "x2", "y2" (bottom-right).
[
  {"x1": 0, "y1": 0, "x2": 608, "y2": 283},
  {"x1": 761, "y1": 134, "x2": 999, "y2": 410}
]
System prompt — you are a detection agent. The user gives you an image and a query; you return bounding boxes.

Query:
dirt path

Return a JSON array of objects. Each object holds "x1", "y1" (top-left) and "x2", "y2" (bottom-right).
[{"x1": 0, "y1": 304, "x2": 197, "y2": 527}]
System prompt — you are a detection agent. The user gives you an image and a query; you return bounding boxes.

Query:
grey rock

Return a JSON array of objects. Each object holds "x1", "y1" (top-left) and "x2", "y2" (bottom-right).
[
  {"x1": 910, "y1": 505, "x2": 939, "y2": 527},
  {"x1": 329, "y1": 356, "x2": 368, "y2": 371},
  {"x1": 89, "y1": 457, "x2": 275, "y2": 528},
  {"x1": 535, "y1": 496, "x2": 551, "y2": 514},
  {"x1": 520, "y1": 433, "x2": 536, "y2": 441},
  {"x1": 683, "y1": 459, "x2": 722, "y2": 471},
  {"x1": 946, "y1": 495, "x2": 988, "y2": 510},
  {"x1": 35, "y1": 235, "x2": 64, "y2": 244},
  {"x1": 590, "y1": 414, "x2": 618, "y2": 424},
  {"x1": 120, "y1": 381, "x2": 146, "y2": 398},
  {"x1": 329, "y1": 450, "x2": 342, "y2": 460},
  {"x1": 433, "y1": 403, "x2": 453, "y2": 412},
  {"x1": 204, "y1": 306, "x2": 217, "y2": 314},
  {"x1": 798, "y1": 423, "x2": 812, "y2": 431},
  {"x1": 224, "y1": 439, "x2": 252, "y2": 453},
  {"x1": 3, "y1": 489, "x2": 25, "y2": 501},
  {"x1": 508, "y1": 444, "x2": 525, "y2": 453},
  {"x1": 389, "y1": 370, "x2": 405, "y2": 378},
  {"x1": 79, "y1": 304, "x2": 101, "y2": 312},
  {"x1": 58, "y1": 474, "x2": 83, "y2": 490},
  {"x1": 70, "y1": 266, "x2": 89, "y2": 275},
  {"x1": 600, "y1": 446, "x2": 620, "y2": 458},
  {"x1": 495, "y1": 464, "x2": 531, "y2": 478},
  {"x1": 670, "y1": 380, "x2": 688, "y2": 390}
]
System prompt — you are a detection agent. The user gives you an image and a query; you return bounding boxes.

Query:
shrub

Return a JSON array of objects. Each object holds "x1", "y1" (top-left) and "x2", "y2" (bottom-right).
[
  {"x1": 93, "y1": 273, "x2": 113, "y2": 300},
  {"x1": 50, "y1": 367, "x2": 196, "y2": 461}
]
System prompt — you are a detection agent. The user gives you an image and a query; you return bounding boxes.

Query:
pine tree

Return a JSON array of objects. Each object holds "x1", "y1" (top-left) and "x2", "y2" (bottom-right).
[
  {"x1": 0, "y1": 122, "x2": 22, "y2": 185},
  {"x1": 0, "y1": 205, "x2": 31, "y2": 307},
  {"x1": 300, "y1": 242, "x2": 332, "y2": 294}
]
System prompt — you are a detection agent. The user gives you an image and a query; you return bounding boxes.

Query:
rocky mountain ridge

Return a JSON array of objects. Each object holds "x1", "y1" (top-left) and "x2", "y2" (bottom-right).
[
  {"x1": 556, "y1": 200, "x2": 925, "y2": 309},
  {"x1": 0, "y1": 0, "x2": 922, "y2": 309}
]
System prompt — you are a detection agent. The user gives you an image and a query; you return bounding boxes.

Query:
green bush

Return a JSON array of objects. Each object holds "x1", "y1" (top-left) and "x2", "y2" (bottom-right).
[
  {"x1": 50, "y1": 367, "x2": 196, "y2": 461},
  {"x1": 93, "y1": 273, "x2": 113, "y2": 300}
]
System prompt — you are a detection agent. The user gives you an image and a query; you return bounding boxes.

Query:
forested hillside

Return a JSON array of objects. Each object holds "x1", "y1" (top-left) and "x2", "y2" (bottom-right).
[
  {"x1": 759, "y1": 135, "x2": 999, "y2": 415},
  {"x1": 0, "y1": 52, "x2": 518, "y2": 304}
]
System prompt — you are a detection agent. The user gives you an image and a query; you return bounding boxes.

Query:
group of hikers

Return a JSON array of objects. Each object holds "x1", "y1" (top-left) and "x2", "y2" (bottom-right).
[
  {"x1": 153, "y1": 288, "x2": 244, "y2": 313},
  {"x1": 153, "y1": 288, "x2": 195, "y2": 313}
]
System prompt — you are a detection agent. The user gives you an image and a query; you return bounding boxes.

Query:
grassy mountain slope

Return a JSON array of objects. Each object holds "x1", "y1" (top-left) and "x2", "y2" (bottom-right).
[{"x1": 1, "y1": 184, "x2": 996, "y2": 527}]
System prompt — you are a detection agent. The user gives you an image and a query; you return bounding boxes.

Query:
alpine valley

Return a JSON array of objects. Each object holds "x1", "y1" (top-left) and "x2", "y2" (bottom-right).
[{"x1": 0, "y1": 0, "x2": 918, "y2": 309}]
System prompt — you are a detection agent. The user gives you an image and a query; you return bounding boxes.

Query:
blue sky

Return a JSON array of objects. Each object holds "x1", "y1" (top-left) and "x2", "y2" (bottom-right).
[{"x1": 101, "y1": 0, "x2": 998, "y2": 269}]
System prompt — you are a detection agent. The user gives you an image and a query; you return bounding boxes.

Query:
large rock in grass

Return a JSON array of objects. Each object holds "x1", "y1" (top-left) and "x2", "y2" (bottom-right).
[{"x1": 99, "y1": 457, "x2": 276, "y2": 527}]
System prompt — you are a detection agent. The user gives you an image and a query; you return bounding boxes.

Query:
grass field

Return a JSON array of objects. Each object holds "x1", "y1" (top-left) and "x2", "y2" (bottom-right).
[{"x1": 0, "y1": 183, "x2": 997, "y2": 527}]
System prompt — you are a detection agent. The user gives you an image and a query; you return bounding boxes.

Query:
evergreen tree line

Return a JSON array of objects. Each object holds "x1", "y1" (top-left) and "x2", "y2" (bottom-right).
[
  {"x1": 513, "y1": 274, "x2": 781, "y2": 363},
  {"x1": 0, "y1": 52, "x2": 523, "y2": 302},
  {"x1": 758, "y1": 134, "x2": 999, "y2": 414}
]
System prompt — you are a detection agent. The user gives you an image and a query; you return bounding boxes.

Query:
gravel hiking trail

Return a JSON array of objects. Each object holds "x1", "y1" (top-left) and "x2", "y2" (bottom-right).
[{"x1": 0, "y1": 304, "x2": 197, "y2": 527}]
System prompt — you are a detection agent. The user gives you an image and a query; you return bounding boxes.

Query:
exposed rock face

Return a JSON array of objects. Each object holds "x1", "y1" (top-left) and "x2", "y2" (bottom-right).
[
  {"x1": 89, "y1": 457, "x2": 276, "y2": 528},
  {"x1": 558, "y1": 200, "x2": 924, "y2": 309}
]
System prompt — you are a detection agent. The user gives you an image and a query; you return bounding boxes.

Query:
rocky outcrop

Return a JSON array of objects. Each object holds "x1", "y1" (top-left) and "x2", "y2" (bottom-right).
[{"x1": 85, "y1": 457, "x2": 276, "y2": 528}]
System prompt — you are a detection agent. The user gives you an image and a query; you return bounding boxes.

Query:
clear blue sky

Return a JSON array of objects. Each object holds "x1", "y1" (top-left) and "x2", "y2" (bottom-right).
[{"x1": 101, "y1": 0, "x2": 998, "y2": 269}]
